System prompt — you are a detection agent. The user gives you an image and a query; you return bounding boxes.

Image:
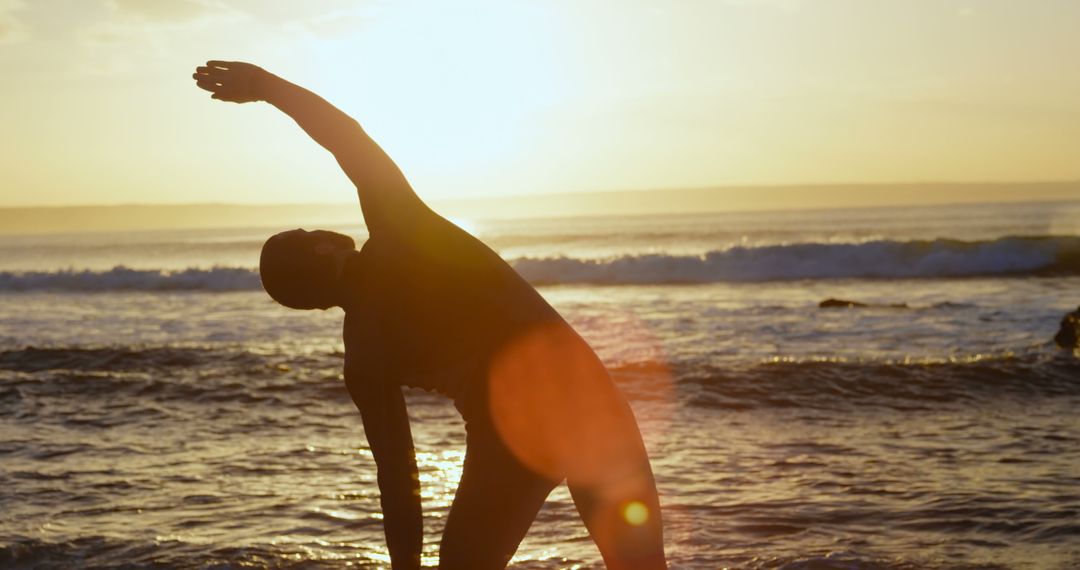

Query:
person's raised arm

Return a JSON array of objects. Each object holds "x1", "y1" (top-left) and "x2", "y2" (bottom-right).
[{"x1": 192, "y1": 60, "x2": 428, "y2": 237}]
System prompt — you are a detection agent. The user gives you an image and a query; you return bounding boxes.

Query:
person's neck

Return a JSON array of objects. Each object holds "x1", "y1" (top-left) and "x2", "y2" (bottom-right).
[
  {"x1": 331, "y1": 248, "x2": 354, "y2": 280},
  {"x1": 331, "y1": 248, "x2": 359, "y2": 309}
]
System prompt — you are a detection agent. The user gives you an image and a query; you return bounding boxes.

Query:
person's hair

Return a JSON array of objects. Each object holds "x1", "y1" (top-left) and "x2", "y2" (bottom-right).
[{"x1": 259, "y1": 229, "x2": 355, "y2": 310}]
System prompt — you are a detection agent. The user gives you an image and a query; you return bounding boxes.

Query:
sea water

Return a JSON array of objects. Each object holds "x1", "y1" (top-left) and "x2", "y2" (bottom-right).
[{"x1": 1, "y1": 200, "x2": 1079, "y2": 569}]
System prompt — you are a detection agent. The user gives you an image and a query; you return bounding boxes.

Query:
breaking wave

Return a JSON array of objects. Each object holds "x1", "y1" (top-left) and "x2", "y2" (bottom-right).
[
  {"x1": 0, "y1": 266, "x2": 261, "y2": 292},
  {"x1": 513, "y1": 235, "x2": 1080, "y2": 284},
  {"x1": 1, "y1": 236, "x2": 1078, "y2": 291}
]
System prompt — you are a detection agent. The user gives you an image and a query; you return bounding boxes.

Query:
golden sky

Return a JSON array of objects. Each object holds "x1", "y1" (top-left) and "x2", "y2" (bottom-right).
[{"x1": 1, "y1": 0, "x2": 1079, "y2": 208}]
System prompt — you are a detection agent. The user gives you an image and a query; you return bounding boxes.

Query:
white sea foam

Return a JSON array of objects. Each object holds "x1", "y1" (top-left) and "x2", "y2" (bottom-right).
[
  {"x1": 0, "y1": 236, "x2": 1076, "y2": 291},
  {"x1": 0, "y1": 266, "x2": 260, "y2": 292}
]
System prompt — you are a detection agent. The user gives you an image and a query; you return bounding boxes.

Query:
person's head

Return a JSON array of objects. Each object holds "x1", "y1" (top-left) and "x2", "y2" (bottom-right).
[{"x1": 259, "y1": 229, "x2": 356, "y2": 310}]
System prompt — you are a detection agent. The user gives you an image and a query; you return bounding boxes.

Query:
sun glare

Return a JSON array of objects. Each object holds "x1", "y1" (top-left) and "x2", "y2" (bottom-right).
[{"x1": 310, "y1": 0, "x2": 568, "y2": 201}]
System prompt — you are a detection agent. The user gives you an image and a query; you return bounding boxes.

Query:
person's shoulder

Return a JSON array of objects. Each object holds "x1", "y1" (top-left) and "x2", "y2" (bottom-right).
[
  {"x1": 354, "y1": 233, "x2": 419, "y2": 272},
  {"x1": 351, "y1": 236, "x2": 389, "y2": 269},
  {"x1": 340, "y1": 238, "x2": 399, "y2": 299}
]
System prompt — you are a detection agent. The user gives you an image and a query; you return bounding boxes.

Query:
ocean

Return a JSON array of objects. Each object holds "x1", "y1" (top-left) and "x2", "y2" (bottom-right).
[{"x1": 1, "y1": 200, "x2": 1079, "y2": 569}]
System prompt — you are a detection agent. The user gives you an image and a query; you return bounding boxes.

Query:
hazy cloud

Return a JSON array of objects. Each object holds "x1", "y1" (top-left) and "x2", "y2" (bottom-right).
[
  {"x1": 724, "y1": 0, "x2": 803, "y2": 12},
  {"x1": 0, "y1": 0, "x2": 29, "y2": 45},
  {"x1": 108, "y1": 0, "x2": 212, "y2": 22},
  {"x1": 283, "y1": 5, "x2": 383, "y2": 38},
  {"x1": 97, "y1": 0, "x2": 384, "y2": 41},
  {"x1": 83, "y1": 0, "x2": 242, "y2": 47},
  {"x1": 72, "y1": 0, "x2": 243, "y2": 77}
]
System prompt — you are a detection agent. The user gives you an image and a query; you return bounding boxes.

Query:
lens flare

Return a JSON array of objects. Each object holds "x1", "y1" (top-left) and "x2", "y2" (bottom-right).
[
  {"x1": 622, "y1": 501, "x2": 649, "y2": 526},
  {"x1": 488, "y1": 321, "x2": 645, "y2": 483}
]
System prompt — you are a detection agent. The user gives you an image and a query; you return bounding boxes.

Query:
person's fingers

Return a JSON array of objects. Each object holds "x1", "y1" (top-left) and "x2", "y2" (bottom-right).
[
  {"x1": 197, "y1": 66, "x2": 229, "y2": 79},
  {"x1": 195, "y1": 79, "x2": 222, "y2": 92},
  {"x1": 193, "y1": 71, "x2": 221, "y2": 84},
  {"x1": 206, "y1": 60, "x2": 236, "y2": 70}
]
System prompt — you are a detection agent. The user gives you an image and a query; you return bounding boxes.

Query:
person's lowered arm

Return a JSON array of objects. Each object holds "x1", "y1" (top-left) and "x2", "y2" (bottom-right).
[
  {"x1": 343, "y1": 308, "x2": 423, "y2": 570},
  {"x1": 192, "y1": 60, "x2": 428, "y2": 237},
  {"x1": 350, "y1": 368, "x2": 423, "y2": 570}
]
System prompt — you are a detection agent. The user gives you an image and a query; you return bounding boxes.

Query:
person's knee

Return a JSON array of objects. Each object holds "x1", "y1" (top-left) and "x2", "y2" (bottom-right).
[{"x1": 569, "y1": 476, "x2": 666, "y2": 570}]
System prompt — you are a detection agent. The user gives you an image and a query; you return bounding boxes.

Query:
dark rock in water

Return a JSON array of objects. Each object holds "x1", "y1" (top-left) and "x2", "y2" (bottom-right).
[
  {"x1": 820, "y1": 298, "x2": 868, "y2": 308},
  {"x1": 1054, "y1": 306, "x2": 1080, "y2": 349},
  {"x1": 819, "y1": 298, "x2": 909, "y2": 309}
]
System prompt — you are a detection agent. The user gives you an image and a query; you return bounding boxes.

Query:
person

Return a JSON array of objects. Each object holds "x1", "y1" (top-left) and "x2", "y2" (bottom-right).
[{"x1": 192, "y1": 61, "x2": 667, "y2": 570}]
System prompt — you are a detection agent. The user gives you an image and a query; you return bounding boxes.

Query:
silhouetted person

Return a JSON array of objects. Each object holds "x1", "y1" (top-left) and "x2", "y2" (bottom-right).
[{"x1": 193, "y1": 61, "x2": 667, "y2": 570}]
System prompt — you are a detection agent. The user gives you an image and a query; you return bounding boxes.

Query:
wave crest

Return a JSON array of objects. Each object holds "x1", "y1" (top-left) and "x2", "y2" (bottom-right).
[
  {"x1": 1, "y1": 236, "x2": 1077, "y2": 290},
  {"x1": 513, "y1": 235, "x2": 1080, "y2": 284}
]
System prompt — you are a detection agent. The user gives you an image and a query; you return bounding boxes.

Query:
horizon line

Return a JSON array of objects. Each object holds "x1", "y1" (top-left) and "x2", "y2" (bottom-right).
[{"x1": 1, "y1": 179, "x2": 1078, "y2": 210}]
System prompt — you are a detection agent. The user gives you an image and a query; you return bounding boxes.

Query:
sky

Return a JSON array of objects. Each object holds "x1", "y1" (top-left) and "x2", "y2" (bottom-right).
[{"x1": 1, "y1": 0, "x2": 1079, "y2": 209}]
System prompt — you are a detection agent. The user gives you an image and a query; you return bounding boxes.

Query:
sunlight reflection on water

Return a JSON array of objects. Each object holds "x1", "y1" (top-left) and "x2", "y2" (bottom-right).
[{"x1": 418, "y1": 448, "x2": 466, "y2": 510}]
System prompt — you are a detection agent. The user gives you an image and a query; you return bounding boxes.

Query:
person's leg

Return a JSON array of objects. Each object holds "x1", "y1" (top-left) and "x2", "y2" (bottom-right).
[
  {"x1": 567, "y1": 432, "x2": 667, "y2": 569},
  {"x1": 438, "y1": 421, "x2": 560, "y2": 569}
]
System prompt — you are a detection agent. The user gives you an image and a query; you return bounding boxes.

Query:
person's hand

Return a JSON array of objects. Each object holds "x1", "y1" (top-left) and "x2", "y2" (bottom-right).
[{"x1": 192, "y1": 60, "x2": 268, "y2": 103}]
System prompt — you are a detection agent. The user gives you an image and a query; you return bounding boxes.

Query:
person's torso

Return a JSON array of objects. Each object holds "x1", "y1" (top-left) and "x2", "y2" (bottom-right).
[{"x1": 341, "y1": 216, "x2": 562, "y2": 404}]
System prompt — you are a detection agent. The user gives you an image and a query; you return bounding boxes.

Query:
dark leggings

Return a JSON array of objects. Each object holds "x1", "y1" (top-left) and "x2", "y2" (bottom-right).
[
  {"x1": 439, "y1": 370, "x2": 666, "y2": 570},
  {"x1": 438, "y1": 408, "x2": 667, "y2": 569},
  {"x1": 438, "y1": 411, "x2": 560, "y2": 569}
]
